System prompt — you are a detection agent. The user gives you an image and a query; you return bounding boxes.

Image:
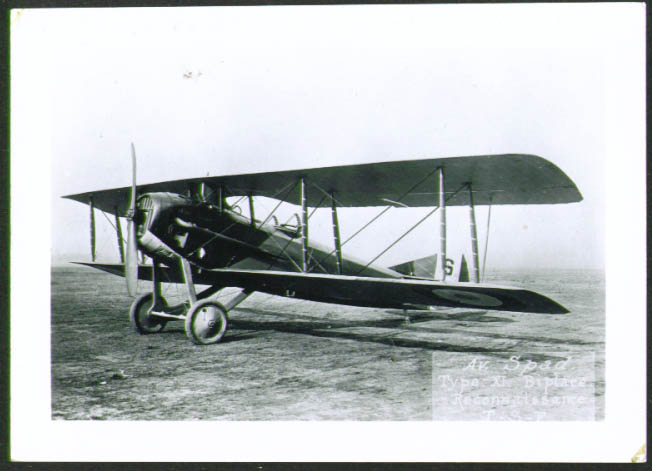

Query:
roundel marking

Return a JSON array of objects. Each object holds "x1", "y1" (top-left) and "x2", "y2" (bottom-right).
[{"x1": 431, "y1": 289, "x2": 503, "y2": 307}]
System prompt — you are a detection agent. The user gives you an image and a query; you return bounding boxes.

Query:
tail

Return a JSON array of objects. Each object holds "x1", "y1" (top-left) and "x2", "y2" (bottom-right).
[
  {"x1": 390, "y1": 254, "x2": 470, "y2": 282},
  {"x1": 389, "y1": 255, "x2": 438, "y2": 279}
]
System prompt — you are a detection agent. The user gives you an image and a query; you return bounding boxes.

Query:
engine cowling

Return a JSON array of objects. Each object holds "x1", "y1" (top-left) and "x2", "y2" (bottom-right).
[{"x1": 135, "y1": 192, "x2": 194, "y2": 263}]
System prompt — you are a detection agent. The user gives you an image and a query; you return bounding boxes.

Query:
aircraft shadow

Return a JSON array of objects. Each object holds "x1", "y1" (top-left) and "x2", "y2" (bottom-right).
[
  {"x1": 230, "y1": 307, "x2": 597, "y2": 349},
  {"x1": 386, "y1": 309, "x2": 512, "y2": 323},
  {"x1": 157, "y1": 327, "x2": 258, "y2": 344},
  {"x1": 221, "y1": 308, "x2": 506, "y2": 353},
  {"x1": 230, "y1": 318, "x2": 497, "y2": 353},
  {"x1": 157, "y1": 306, "x2": 596, "y2": 351}
]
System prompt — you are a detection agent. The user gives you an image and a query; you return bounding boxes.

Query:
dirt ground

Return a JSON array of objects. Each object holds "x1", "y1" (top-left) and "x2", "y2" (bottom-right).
[{"x1": 51, "y1": 265, "x2": 604, "y2": 420}]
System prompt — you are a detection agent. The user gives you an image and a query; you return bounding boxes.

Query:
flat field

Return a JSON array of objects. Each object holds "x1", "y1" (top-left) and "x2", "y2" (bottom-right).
[{"x1": 51, "y1": 265, "x2": 604, "y2": 420}]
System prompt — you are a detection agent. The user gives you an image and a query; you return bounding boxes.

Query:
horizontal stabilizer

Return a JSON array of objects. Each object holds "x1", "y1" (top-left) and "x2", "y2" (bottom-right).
[
  {"x1": 391, "y1": 254, "x2": 470, "y2": 282},
  {"x1": 390, "y1": 255, "x2": 438, "y2": 279},
  {"x1": 76, "y1": 262, "x2": 569, "y2": 314}
]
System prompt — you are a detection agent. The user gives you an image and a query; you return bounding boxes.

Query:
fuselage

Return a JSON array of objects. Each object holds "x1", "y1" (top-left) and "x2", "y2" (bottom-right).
[{"x1": 135, "y1": 192, "x2": 401, "y2": 280}]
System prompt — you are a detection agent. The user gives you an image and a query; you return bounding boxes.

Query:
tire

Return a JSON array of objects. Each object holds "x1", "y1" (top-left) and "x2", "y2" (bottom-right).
[
  {"x1": 185, "y1": 300, "x2": 228, "y2": 345},
  {"x1": 129, "y1": 293, "x2": 168, "y2": 334}
]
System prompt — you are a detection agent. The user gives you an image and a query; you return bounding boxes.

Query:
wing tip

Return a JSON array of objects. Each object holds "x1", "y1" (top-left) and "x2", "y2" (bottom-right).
[
  {"x1": 548, "y1": 304, "x2": 570, "y2": 315},
  {"x1": 526, "y1": 293, "x2": 570, "y2": 314},
  {"x1": 61, "y1": 192, "x2": 94, "y2": 205}
]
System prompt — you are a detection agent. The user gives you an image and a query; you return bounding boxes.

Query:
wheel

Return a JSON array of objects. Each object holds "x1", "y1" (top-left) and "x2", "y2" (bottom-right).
[
  {"x1": 185, "y1": 300, "x2": 228, "y2": 345},
  {"x1": 129, "y1": 293, "x2": 168, "y2": 334}
]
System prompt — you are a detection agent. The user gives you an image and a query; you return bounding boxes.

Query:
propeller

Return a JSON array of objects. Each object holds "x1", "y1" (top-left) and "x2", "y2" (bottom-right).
[{"x1": 125, "y1": 143, "x2": 139, "y2": 296}]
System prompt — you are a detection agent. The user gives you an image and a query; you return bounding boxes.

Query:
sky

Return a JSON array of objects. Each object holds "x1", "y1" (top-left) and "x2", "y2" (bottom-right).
[{"x1": 11, "y1": 4, "x2": 645, "y2": 270}]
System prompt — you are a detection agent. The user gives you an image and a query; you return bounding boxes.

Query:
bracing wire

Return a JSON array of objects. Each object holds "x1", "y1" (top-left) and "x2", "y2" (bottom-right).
[
  {"x1": 309, "y1": 165, "x2": 443, "y2": 270},
  {"x1": 259, "y1": 181, "x2": 299, "y2": 228},
  {"x1": 354, "y1": 183, "x2": 466, "y2": 276},
  {"x1": 100, "y1": 209, "x2": 126, "y2": 246},
  {"x1": 354, "y1": 207, "x2": 440, "y2": 276}
]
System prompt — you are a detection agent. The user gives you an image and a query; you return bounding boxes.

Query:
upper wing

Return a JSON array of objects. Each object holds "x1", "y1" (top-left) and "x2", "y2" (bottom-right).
[
  {"x1": 63, "y1": 154, "x2": 582, "y2": 214},
  {"x1": 78, "y1": 263, "x2": 568, "y2": 314}
]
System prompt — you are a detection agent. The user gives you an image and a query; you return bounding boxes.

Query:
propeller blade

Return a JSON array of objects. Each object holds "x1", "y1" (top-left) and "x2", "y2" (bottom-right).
[
  {"x1": 130, "y1": 142, "x2": 137, "y2": 211},
  {"x1": 126, "y1": 218, "x2": 138, "y2": 296},
  {"x1": 125, "y1": 143, "x2": 139, "y2": 296}
]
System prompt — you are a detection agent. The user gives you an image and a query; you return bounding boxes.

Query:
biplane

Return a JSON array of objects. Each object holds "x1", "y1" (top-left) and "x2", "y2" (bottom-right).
[{"x1": 63, "y1": 146, "x2": 582, "y2": 345}]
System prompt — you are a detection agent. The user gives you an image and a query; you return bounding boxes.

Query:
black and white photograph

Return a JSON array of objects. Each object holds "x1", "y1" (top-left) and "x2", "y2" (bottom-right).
[{"x1": 10, "y1": 3, "x2": 646, "y2": 462}]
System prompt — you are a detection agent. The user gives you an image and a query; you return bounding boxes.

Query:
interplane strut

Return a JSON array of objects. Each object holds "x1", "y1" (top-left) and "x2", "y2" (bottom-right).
[
  {"x1": 467, "y1": 182, "x2": 481, "y2": 283},
  {"x1": 438, "y1": 167, "x2": 446, "y2": 281},
  {"x1": 300, "y1": 177, "x2": 309, "y2": 272}
]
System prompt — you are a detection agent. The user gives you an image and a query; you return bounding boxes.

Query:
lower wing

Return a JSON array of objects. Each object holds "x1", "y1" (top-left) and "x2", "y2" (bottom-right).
[{"x1": 76, "y1": 262, "x2": 568, "y2": 314}]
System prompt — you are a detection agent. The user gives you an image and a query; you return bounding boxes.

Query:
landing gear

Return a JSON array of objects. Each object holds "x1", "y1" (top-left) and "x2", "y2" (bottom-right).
[
  {"x1": 185, "y1": 300, "x2": 229, "y2": 345},
  {"x1": 129, "y1": 292, "x2": 168, "y2": 334},
  {"x1": 128, "y1": 257, "x2": 251, "y2": 345}
]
